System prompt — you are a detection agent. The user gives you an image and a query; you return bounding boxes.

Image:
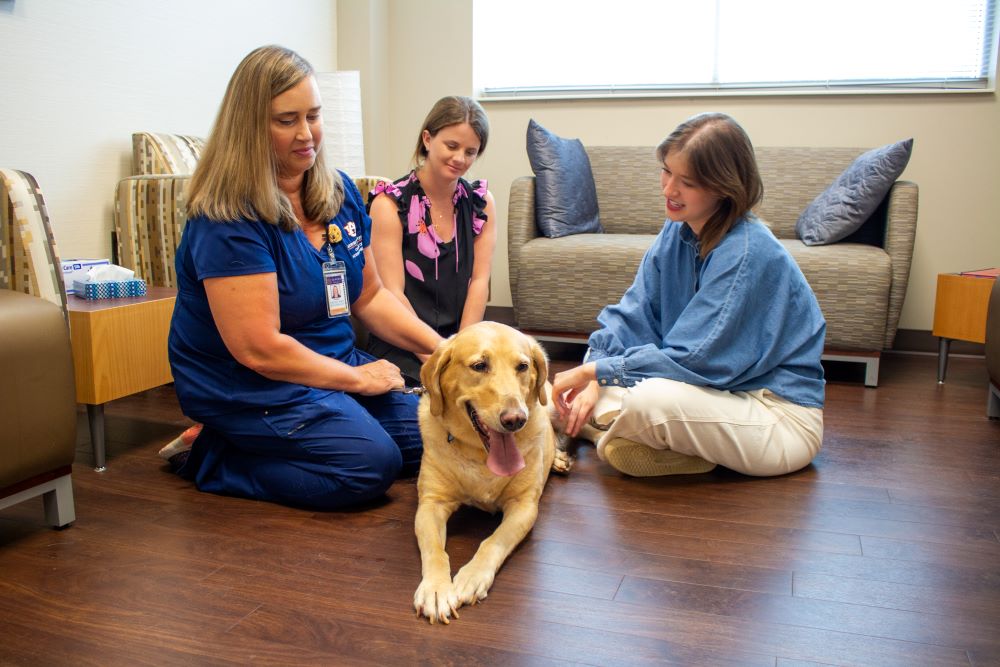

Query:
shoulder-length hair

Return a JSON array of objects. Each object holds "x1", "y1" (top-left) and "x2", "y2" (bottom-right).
[
  {"x1": 187, "y1": 44, "x2": 343, "y2": 231},
  {"x1": 655, "y1": 112, "x2": 763, "y2": 258},
  {"x1": 411, "y1": 96, "x2": 490, "y2": 168}
]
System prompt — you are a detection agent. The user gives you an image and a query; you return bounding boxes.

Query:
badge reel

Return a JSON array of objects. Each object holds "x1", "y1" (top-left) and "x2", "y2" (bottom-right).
[{"x1": 323, "y1": 224, "x2": 350, "y2": 319}]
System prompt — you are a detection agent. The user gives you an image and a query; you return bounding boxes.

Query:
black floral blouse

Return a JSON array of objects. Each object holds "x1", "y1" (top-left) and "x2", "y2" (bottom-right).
[{"x1": 364, "y1": 171, "x2": 488, "y2": 380}]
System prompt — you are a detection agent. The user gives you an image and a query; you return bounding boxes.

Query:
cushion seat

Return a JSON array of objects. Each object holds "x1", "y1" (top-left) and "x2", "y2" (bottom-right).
[{"x1": 515, "y1": 233, "x2": 656, "y2": 333}]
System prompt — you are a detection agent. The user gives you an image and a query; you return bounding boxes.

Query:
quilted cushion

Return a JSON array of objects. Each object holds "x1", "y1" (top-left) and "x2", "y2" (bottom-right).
[
  {"x1": 795, "y1": 139, "x2": 912, "y2": 246},
  {"x1": 526, "y1": 119, "x2": 603, "y2": 238}
]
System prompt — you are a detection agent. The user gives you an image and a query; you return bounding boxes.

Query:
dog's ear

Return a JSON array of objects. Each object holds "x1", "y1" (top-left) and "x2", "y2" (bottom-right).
[
  {"x1": 421, "y1": 339, "x2": 452, "y2": 417},
  {"x1": 529, "y1": 339, "x2": 549, "y2": 407}
]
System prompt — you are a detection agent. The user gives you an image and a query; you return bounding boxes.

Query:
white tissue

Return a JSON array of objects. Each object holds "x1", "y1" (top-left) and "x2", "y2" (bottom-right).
[{"x1": 85, "y1": 264, "x2": 135, "y2": 282}]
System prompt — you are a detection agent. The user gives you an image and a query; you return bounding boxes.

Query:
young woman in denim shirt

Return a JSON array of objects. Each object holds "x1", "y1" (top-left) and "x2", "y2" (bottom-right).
[{"x1": 551, "y1": 113, "x2": 826, "y2": 478}]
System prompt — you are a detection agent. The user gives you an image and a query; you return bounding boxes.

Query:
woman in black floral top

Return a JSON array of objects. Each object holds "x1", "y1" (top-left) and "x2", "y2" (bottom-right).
[{"x1": 366, "y1": 96, "x2": 497, "y2": 383}]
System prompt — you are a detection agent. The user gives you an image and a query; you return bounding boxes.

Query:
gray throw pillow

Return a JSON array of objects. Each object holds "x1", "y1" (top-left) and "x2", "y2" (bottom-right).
[
  {"x1": 526, "y1": 119, "x2": 603, "y2": 238},
  {"x1": 796, "y1": 138, "x2": 913, "y2": 246}
]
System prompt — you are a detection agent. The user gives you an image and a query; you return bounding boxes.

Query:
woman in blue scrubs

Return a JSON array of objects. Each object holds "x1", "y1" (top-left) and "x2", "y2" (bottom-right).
[{"x1": 160, "y1": 45, "x2": 442, "y2": 510}]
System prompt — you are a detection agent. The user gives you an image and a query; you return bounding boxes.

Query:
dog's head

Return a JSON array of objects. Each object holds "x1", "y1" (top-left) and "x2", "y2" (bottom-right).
[{"x1": 420, "y1": 322, "x2": 549, "y2": 476}]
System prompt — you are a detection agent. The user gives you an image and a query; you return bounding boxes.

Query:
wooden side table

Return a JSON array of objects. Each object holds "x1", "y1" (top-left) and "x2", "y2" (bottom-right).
[
  {"x1": 67, "y1": 287, "x2": 176, "y2": 471},
  {"x1": 932, "y1": 273, "x2": 995, "y2": 383}
]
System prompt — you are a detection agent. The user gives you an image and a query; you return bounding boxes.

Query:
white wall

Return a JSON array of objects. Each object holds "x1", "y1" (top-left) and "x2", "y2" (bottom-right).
[
  {"x1": 2, "y1": 0, "x2": 995, "y2": 334},
  {"x1": 0, "y1": 0, "x2": 338, "y2": 260},
  {"x1": 340, "y1": 0, "x2": 1000, "y2": 334}
]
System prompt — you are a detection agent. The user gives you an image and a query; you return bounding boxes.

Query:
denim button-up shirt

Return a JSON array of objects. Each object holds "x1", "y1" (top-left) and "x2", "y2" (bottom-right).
[{"x1": 588, "y1": 217, "x2": 826, "y2": 408}]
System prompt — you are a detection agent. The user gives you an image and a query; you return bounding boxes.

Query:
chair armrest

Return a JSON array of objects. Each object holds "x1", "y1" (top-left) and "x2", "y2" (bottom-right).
[
  {"x1": 0, "y1": 290, "x2": 76, "y2": 489},
  {"x1": 507, "y1": 176, "x2": 540, "y2": 318},
  {"x1": 114, "y1": 175, "x2": 191, "y2": 288},
  {"x1": 353, "y1": 175, "x2": 390, "y2": 204},
  {"x1": 882, "y1": 180, "x2": 919, "y2": 348},
  {"x1": 987, "y1": 278, "x2": 1000, "y2": 386}
]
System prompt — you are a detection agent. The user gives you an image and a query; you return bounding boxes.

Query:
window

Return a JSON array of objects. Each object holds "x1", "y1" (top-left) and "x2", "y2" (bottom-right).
[{"x1": 473, "y1": 0, "x2": 999, "y2": 98}]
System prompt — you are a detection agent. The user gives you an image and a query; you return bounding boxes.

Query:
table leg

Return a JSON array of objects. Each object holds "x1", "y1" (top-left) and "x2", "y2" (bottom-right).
[
  {"x1": 86, "y1": 403, "x2": 107, "y2": 472},
  {"x1": 937, "y1": 338, "x2": 952, "y2": 384}
]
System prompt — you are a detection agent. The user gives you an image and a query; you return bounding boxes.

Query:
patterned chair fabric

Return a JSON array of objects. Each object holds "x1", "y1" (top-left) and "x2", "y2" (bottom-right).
[
  {"x1": 132, "y1": 132, "x2": 205, "y2": 176},
  {"x1": 0, "y1": 168, "x2": 67, "y2": 311},
  {"x1": 114, "y1": 174, "x2": 190, "y2": 289},
  {"x1": 115, "y1": 132, "x2": 386, "y2": 288},
  {"x1": 508, "y1": 146, "x2": 919, "y2": 380}
]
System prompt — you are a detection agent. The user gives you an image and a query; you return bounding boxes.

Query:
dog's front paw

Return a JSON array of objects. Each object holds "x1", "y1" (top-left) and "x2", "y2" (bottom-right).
[
  {"x1": 452, "y1": 563, "x2": 495, "y2": 606},
  {"x1": 414, "y1": 577, "x2": 460, "y2": 625},
  {"x1": 551, "y1": 447, "x2": 574, "y2": 474}
]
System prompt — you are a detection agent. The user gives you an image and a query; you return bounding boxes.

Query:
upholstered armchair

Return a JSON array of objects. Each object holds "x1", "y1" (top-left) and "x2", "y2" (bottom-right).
[
  {"x1": 114, "y1": 132, "x2": 386, "y2": 288},
  {"x1": 0, "y1": 169, "x2": 77, "y2": 528},
  {"x1": 987, "y1": 278, "x2": 1000, "y2": 419},
  {"x1": 113, "y1": 133, "x2": 203, "y2": 288}
]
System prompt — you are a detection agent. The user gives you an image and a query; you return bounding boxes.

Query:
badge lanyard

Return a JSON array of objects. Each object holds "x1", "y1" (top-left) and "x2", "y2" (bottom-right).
[{"x1": 323, "y1": 223, "x2": 350, "y2": 319}]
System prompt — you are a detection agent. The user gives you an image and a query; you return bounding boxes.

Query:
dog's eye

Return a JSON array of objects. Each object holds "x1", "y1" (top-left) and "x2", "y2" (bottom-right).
[
  {"x1": 516, "y1": 361, "x2": 529, "y2": 373},
  {"x1": 471, "y1": 360, "x2": 489, "y2": 373}
]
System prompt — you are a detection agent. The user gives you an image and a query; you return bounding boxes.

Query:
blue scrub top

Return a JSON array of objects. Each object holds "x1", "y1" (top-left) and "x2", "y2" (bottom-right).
[{"x1": 168, "y1": 172, "x2": 371, "y2": 419}]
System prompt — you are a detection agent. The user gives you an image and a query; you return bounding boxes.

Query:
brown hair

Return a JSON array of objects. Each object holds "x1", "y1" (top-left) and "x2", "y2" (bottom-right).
[
  {"x1": 411, "y1": 96, "x2": 490, "y2": 167},
  {"x1": 187, "y1": 45, "x2": 344, "y2": 231},
  {"x1": 655, "y1": 112, "x2": 763, "y2": 257}
]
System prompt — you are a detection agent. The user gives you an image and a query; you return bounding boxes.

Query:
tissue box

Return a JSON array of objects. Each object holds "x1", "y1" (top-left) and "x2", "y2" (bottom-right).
[
  {"x1": 73, "y1": 278, "x2": 148, "y2": 300},
  {"x1": 61, "y1": 259, "x2": 111, "y2": 295}
]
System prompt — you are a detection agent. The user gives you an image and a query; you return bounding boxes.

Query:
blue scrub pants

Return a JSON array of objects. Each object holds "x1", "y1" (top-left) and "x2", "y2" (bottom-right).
[{"x1": 177, "y1": 388, "x2": 421, "y2": 510}]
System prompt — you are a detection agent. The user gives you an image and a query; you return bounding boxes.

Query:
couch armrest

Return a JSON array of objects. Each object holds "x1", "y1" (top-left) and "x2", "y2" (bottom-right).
[
  {"x1": 507, "y1": 176, "x2": 540, "y2": 322},
  {"x1": 882, "y1": 180, "x2": 919, "y2": 348},
  {"x1": 114, "y1": 175, "x2": 191, "y2": 288}
]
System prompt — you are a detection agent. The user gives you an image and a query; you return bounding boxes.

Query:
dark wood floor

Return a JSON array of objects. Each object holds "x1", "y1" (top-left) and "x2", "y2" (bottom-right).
[{"x1": 1, "y1": 352, "x2": 998, "y2": 666}]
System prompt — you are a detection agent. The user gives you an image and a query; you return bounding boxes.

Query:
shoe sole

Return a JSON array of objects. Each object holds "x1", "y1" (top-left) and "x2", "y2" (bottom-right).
[
  {"x1": 157, "y1": 435, "x2": 190, "y2": 461},
  {"x1": 157, "y1": 424, "x2": 202, "y2": 461},
  {"x1": 603, "y1": 438, "x2": 716, "y2": 477}
]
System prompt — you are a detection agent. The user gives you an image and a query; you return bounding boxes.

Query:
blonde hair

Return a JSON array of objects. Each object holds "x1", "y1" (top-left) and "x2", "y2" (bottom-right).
[
  {"x1": 187, "y1": 45, "x2": 343, "y2": 231},
  {"x1": 656, "y1": 113, "x2": 763, "y2": 258},
  {"x1": 411, "y1": 96, "x2": 490, "y2": 168}
]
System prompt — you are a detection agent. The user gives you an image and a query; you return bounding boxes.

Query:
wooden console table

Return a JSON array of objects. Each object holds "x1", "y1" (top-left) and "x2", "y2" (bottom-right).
[
  {"x1": 67, "y1": 287, "x2": 176, "y2": 471},
  {"x1": 932, "y1": 273, "x2": 995, "y2": 383}
]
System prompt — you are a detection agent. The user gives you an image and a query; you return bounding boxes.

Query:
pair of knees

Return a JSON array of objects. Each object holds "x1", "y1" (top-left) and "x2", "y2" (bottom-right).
[{"x1": 578, "y1": 379, "x2": 690, "y2": 442}]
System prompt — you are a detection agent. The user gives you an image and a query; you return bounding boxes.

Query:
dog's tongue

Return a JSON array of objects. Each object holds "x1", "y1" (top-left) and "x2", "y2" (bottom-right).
[{"x1": 486, "y1": 428, "x2": 525, "y2": 477}]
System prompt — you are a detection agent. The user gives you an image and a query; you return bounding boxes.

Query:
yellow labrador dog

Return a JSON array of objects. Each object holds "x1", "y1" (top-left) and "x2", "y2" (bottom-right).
[{"x1": 413, "y1": 321, "x2": 571, "y2": 624}]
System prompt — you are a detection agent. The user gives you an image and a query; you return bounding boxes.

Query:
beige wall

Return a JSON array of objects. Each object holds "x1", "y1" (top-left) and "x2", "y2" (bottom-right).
[
  {"x1": 0, "y1": 0, "x2": 338, "y2": 261},
  {"x1": 341, "y1": 0, "x2": 1000, "y2": 333}
]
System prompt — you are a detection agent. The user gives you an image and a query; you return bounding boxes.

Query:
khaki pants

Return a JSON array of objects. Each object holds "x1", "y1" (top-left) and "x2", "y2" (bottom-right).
[{"x1": 592, "y1": 379, "x2": 823, "y2": 477}]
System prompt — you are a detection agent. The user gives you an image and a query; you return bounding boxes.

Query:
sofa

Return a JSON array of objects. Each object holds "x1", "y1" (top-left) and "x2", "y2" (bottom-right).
[
  {"x1": 114, "y1": 132, "x2": 387, "y2": 288},
  {"x1": 508, "y1": 146, "x2": 919, "y2": 386}
]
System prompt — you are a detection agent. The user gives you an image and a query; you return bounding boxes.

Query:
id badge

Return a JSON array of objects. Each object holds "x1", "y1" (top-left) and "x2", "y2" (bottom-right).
[{"x1": 322, "y1": 261, "x2": 350, "y2": 318}]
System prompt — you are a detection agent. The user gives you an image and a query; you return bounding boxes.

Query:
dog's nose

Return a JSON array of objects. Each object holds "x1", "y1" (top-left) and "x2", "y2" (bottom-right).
[{"x1": 500, "y1": 409, "x2": 527, "y2": 432}]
